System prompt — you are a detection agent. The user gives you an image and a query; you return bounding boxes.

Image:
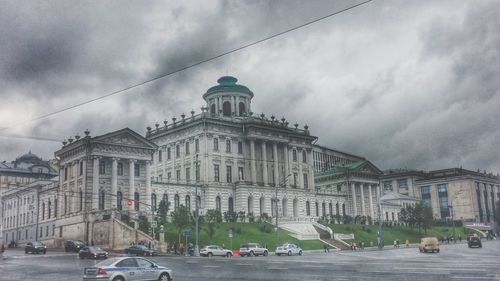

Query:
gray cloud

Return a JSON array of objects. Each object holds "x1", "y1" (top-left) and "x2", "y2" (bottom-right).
[{"x1": 0, "y1": 0, "x2": 499, "y2": 175}]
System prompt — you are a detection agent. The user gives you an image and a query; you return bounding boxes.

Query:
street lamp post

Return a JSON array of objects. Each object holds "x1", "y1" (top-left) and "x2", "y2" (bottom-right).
[{"x1": 194, "y1": 154, "x2": 200, "y2": 257}]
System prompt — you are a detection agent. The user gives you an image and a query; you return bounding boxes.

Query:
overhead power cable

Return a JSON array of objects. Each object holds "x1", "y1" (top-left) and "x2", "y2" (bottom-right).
[{"x1": 1, "y1": 0, "x2": 373, "y2": 132}]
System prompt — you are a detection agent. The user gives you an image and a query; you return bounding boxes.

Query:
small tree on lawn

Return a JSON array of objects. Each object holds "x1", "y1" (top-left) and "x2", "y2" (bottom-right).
[
  {"x1": 157, "y1": 198, "x2": 170, "y2": 226},
  {"x1": 171, "y1": 204, "x2": 192, "y2": 243},
  {"x1": 205, "y1": 209, "x2": 222, "y2": 224},
  {"x1": 238, "y1": 211, "x2": 246, "y2": 223}
]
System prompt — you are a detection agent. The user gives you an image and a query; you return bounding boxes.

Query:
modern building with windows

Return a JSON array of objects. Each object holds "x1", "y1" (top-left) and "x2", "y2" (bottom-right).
[{"x1": 382, "y1": 168, "x2": 500, "y2": 223}]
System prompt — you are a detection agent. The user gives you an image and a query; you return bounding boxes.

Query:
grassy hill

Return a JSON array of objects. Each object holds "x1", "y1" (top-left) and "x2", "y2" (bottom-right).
[
  {"x1": 329, "y1": 224, "x2": 480, "y2": 246},
  {"x1": 162, "y1": 222, "x2": 326, "y2": 251}
]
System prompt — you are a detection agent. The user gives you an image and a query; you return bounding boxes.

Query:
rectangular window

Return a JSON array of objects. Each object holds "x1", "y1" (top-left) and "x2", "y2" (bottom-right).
[
  {"x1": 176, "y1": 170, "x2": 181, "y2": 181},
  {"x1": 117, "y1": 162, "x2": 123, "y2": 176},
  {"x1": 226, "y1": 166, "x2": 232, "y2": 183},
  {"x1": 167, "y1": 172, "x2": 171, "y2": 181},
  {"x1": 302, "y1": 150, "x2": 307, "y2": 163},
  {"x1": 292, "y1": 149, "x2": 297, "y2": 161},
  {"x1": 293, "y1": 173, "x2": 298, "y2": 188},
  {"x1": 185, "y1": 142, "x2": 190, "y2": 155},
  {"x1": 79, "y1": 162, "x2": 84, "y2": 176},
  {"x1": 195, "y1": 139, "x2": 200, "y2": 153},
  {"x1": 238, "y1": 167, "x2": 244, "y2": 181},
  {"x1": 195, "y1": 165, "x2": 200, "y2": 181},
  {"x1": 64, "y1": 167, "x2": 68, "y2": 181},
  {"x1": 238, "y1": 141, "x2": 243, "y2": 154},
  {"x1": 167, "y1": 147, "x2": 171, "y2": 160},
  {"x1": 226, "y1": 140, "x2": 231, "y2": 153},
  {"x1": 437, "y1": 184, "x2": 449, "y2": 218},
  {"x1": 383, "y1": 181, "x2": 392, "y2": 191},
  {"x1": 303, "y1": 173, "x2": 308, "y2": 190},
  {"x1": 213, "y1": 138, "x2": 219, "y2": 151},
  {"x1": 214, "y1": 164, "x2": 220, "y2": 182},
  {"x1": 186, "y1": 167, "x2": 191, "y2": 182},
  {"x1": 420, "y1": 186, "x2": 432, "y2": 207},
  {"x1": 398, "y1": 179, "x2": 408, "y2": 189},
  {"x1": 134, "y1": 163, "x2": 140, "y2": 177},
  {"x1": 99, "y1": 160, "x2": 106, "y2": 175},
  {"x1": 176, "y1": 145, "x2": 180, "y2": 157},
  {"x1": 158, "y1": 150, "x2": 162, "y2": 162}
]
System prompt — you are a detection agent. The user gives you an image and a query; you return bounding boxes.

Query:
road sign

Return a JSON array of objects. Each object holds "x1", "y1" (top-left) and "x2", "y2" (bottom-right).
[
  {"x1": 127, "y1": 199, "x2": 133, "y2": 206},
  {"x1": 181, "y1": 229, "x2": 192, "y2": 237}
]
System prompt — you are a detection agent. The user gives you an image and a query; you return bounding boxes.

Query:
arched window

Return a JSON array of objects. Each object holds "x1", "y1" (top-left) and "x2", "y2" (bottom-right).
[
  {"x1": 216, "y1": 196, "x2": 221, "y2": 212},
  {"x1": 293, "y1": 198, "x2": 298, "y2": 217},
  {"x1": 238, "y1": 102, "x2": 245, "y2": 116},
  {"x1": 174, "y1": 194, "x2": 180, "y2": 210},
  {"x1": 117, "y1": 191, "x2": 123, "y2": 210},
  {"x1": 259, "y1": 197, "x2": 265, "y2": 215},
  {"x1": 151, "y1": 193, "x2": 157, "y2": 211},
  {"x1": 134, "y1": 192, "x2": 140, "y2": 211},
  {"x1": 210, "y1": 104, "x2": 216, "y2": 115},
  {"x1": 247, "y1": 196, "x2": 253, "y2": 214},
  {"x1": 342, "y1": 203, "x2": 346, "y2": 216},
  {"x1": 302, "y1": 150, "x2": 307, "y2": 163},
  {"x1": 196, "y1": 195, "x2": 201, "y2": 209},
  {"x1": 42, "y1": 202, "x2": 45, "y2": 220},
  {"x1": 306, "y1": 201, "x2": 310, "y2": 216},
  {"x1": 163, "y1": 193, "x2": 168, "y2": 205},
  {"x1": 185, "y1": 195, "x2": 191, "y2": 210},
  {"x1": 79, "y1": 190, "x2": 83, "y2": 211},
  {"x1": 329, "y1": 202, "x2": 333, "y2": 215},
  {"x1": 99, "y1": 191, "x2": 105, "y2": 210},
  {"x1": 222, "y1": 101, "x2": 232, "y2": 116},
  {"x1": 64, "y1": 195, "x2": 67, "y2": 214},
  {"x1": 228, "y1": 197, "x2": 234, "y2": 213},
  {"x1": 271, "y1": 198, "x2": 276, "y2": 217},
  {"x1": 322, "y1": 202, "x2": 326, "y2": 217},
  {"x1": 315, "y1": 202, "x2": 319, "y2": 216},
  {"x1": 282, "y1": 198, "x2": 288, "y2": 217},
  {"x1": 336, "y1": 202, "x2": 340, "y2": 215},
  {"x1": 48, "y1": 200, "x2": 51, "y2": 219}
]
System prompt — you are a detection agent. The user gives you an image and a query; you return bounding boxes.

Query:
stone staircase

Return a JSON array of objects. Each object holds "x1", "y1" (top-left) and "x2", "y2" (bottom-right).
[
  {"x1": 280, "y1": 222, "x2": 320, "y2": 240},
  {"x1": 313, "y1": 225, "x2": 350, "y2": 250}
]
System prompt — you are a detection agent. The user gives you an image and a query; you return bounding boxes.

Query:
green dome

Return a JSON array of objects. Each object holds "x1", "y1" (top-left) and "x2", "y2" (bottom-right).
[{"x1": 203, "y1": 76, "x2": 254, "y2": 100}]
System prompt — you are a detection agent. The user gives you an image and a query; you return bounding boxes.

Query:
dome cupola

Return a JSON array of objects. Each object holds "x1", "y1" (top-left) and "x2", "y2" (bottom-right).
[{"x1": 203, "y1": 76, "x2": 253, "y2": 117}]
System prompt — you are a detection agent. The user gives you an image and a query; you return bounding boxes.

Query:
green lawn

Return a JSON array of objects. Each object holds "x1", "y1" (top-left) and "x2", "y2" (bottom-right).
[
  {"x1": 162, "y1": 222, "x2": 327, "y2": 251},
  {"x1": 329, "y1": 224, "x2": 480, "y2": 246}
]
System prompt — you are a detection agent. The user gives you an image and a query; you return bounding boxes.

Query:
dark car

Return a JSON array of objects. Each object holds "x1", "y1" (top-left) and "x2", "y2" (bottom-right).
[
  {"x1": 125, "y1": 245, "x2": 157, "y2": 256},
  {"x1": 25, "y1": 241, "x2": 47, "y2": 254},
  {"x1": 468, "y1": 236, "x2": 482, "y2": 248},
  {"x1": 79, "y1": 246, "x2": 108, "y2": 260},
  {"x1": 65, "y1": 240, "x2": 86, "y2": 252}
]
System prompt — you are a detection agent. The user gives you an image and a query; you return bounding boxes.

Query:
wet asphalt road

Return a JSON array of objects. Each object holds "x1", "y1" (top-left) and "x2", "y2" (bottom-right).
[{"x1": 1, "y1": 241, "x2": 500, "y2": 281}]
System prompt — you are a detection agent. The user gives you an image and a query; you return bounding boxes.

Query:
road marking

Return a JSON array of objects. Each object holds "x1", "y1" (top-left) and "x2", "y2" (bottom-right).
[
  {"x1": 451, "y1": 277, "x2": 500, "y2": 280},
  {"x1": 236, "y1": 263, "x2": 252, "y2": 266},
  {"x1": 268, "y1": 267, "x2": 288, "y2": 270},
  {"x1": 203, "y1": 265, "x2": 221, "y2": 268}
]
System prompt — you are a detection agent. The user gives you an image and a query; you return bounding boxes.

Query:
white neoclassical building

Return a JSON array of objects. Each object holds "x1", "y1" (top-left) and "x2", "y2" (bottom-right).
[{"x1": 146, "y1": 76, "x2": 385, "y2": 222}]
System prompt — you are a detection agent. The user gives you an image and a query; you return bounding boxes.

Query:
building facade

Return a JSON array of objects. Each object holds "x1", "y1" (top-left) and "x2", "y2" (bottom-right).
[
  {"x1": 146, "y1": 76, "x2": 385, "y2": 222},
  {"x1": 53, "y1": 128, "x2": 157, "y2": 246},
  {"x1": 0, "y1": 152, "x2": 58, "y2": 189}
]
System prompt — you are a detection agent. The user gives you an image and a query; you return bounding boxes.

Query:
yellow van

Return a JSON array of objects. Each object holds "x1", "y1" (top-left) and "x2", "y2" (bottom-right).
[{"x1": 419, "y1": 237, "x2": 440, "y2": 253}]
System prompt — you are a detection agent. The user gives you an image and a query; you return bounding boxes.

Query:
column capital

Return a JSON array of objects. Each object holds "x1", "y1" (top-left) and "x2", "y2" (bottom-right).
[{"x1": 128, "y1": 159, "x2": 137, "y2": 163}]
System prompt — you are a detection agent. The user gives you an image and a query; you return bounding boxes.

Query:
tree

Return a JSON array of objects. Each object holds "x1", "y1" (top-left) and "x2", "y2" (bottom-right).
[
  {"x1": 238, "y1": 211, "x2": 246, "y2": 223},
  {"x1": 157, "y1": 198, "x2": 170, "y2": 226},
  {"x1": 205, "y1": 209, "x2": 222, "y2": 224},
  {"x1": 171, "y1": 204, "x2": 193, "y2": 243},
  {"x1": 223, "y1": 211, "x2": 238, "y2": 222}
]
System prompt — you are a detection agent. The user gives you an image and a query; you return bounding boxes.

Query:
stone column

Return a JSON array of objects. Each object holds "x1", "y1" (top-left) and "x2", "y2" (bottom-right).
[
  {"x1": 250, "y1": 139, "x2": 257, "y2": 185},
  {"x1": 111, "y1": 158, "x2": 118, "y2": 208},
  {"x1": 81, "y1": 159, "x2": 87, "y2": 210},
  {"x1": 368, "y1": 184, "x2": 374, "y2": 219},
  {"x1": 485, "y1": 185, "x2": 492, "y2": 222},
  {"x1": 71, "y1": 161, "x2": 78, "y2": 213},
  {"x1": 273, "y1": 142, "x2": 279, "y2": 187},
  {"x1": 479, "y1": 183, "x2": 486, "y2": 222},
  {"x1": 351, "y1": 182, "x2": 358, "y2": 216},
  {"x1": 92, "y1": 157, "x2": 100, "y2": 210},
  {"x1": 129, "y1": 160, "x2": 136, "y2": 211},
  {"x1": 162, "y1": 146, "x2": 167, "y2": 180},
  {"x1": 262, "y1": 141, "x2": 268, "y2": 185},
  {"x1": 307, "y1": 149, "x2": 314, "y2": 191},
  {"x1": 283, "y1": 144, "x2": 289, "y2": 187},
  {"x1": 360, "y1": 183, "x2": 366, "y2": 216},
  {"x1": 298, "y1": 160, "x2": 303, "y2": 189},
  {"x1": 146, "y1": 161, "x2": 152, "y2": 214},
  {"x1": 235, "y1": 96, "x2": 240, "y2": 116}
]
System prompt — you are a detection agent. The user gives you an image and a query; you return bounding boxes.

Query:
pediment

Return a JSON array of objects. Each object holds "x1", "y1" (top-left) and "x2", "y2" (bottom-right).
[{"x1": 93, "y1": 128, "x2": 157, "y2": 149}]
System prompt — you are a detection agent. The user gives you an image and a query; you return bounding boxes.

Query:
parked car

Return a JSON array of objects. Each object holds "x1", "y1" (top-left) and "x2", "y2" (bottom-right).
[
  {"x1": 239, "y1": 243, "x2": 268, "y2": 257},
  {"x1": 79, "y1": 246, "x2": 109, "y2": 259},
  {"x1": 83, "y1": 257, "x2": 172, "y2": 281},
  {"x1": 468, "y1": 236, "x2": 482, "y2": 248},
  {"x1": 125, "y1": 244, "x2": 157, "y2": 256},
  {"x1": 65, "y1": 240, "x2": 86, "y2": 253},
  {"x1": 25, "y1": 241, "x2": 47, "y2": 254},
  {"x1": 200, "y1": 245, "x2": 232, "y2": 257},
  {"x1": 275, "y1": 243, "x2": 303, "y2": 256},
  {"x1": 419, "y1": 237, "x2": 440, "y2": 253}
]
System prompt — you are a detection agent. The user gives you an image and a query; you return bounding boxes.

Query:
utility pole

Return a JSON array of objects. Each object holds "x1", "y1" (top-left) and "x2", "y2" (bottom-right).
[
  {"x1": 377, "y1": 181, "x2": 383, "y2": 250},
  {"x1": 275, "y1": 174, "x2": 291, "y2": 248}
]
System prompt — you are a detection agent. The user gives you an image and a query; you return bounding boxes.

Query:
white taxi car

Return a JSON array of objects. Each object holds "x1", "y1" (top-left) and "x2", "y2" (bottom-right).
[
  {"x1": 83, "y1": 257, "x2": 173, "y2": 281},
  {"x1": 275, "y1": 243, "x2": 303, "y2": 256}
]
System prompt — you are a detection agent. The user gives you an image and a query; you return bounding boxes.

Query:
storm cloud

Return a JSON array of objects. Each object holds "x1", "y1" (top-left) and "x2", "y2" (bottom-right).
[{"x1": 0, "y1": 0, "x2": 499, "y2": 174}]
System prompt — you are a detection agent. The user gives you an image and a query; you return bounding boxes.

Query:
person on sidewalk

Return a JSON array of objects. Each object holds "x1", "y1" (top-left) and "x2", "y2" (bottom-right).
[{"x1": 405, "y1": 239, "x2": 410, "y2": 248}]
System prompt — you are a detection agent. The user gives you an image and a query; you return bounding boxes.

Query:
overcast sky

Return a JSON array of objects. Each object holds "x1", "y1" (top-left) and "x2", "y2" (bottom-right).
[{"x1": 1, "y1": 0, "x2": 499, "y2": 173}]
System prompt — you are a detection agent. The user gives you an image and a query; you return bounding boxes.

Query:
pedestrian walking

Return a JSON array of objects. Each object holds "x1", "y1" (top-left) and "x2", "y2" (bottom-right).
[
  {"x1": 394, "y1": 240, "x2": 397, "y2": 248},
  {"x1": 405, "y1": 239, "x2": 410, "y2": 248}
]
